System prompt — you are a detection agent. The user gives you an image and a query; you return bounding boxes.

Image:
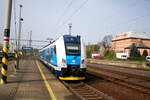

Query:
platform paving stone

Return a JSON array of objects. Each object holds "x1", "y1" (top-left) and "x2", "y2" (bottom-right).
[{"x1": 0, "y1": 57, "x2": 77, "y2": 100}]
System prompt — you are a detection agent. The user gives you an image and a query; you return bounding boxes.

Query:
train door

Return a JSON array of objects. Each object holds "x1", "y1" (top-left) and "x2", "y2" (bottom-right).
[{"x1": 51, "y1": 46, "x2": 57, "y2": 66}]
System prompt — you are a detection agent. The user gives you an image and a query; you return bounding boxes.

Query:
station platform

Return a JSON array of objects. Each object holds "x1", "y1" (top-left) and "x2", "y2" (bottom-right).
[{"x1": 0, "y1": 57, "x2": 77, "y2": 100}]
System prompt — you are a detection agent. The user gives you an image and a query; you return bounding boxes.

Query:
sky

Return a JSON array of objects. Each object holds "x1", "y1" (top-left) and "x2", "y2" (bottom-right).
[{"x1": 0, "y1": 0, "x2": 150, "y2": 48}]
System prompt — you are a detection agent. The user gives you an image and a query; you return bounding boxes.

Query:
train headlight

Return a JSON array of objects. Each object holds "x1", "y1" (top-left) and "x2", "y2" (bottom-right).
[
  {"x1": 62, "y1": 58, "x2": 66, "y2": 66},
  {"x1": 80, "y1": 68, "x2": 86, "y2": 73},
  {"x1": 62, "y1": 58, "x2": 66, "y2": 64},
  {"x1": 81, "y1": 59, "x2": 84, "y2": 64}
]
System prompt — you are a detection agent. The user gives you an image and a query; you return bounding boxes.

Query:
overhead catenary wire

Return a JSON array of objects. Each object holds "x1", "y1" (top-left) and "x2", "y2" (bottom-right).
[
  {"x1": 56, "y1": 0, "x2": 89, "y2": 33},
  {"x1": 100, "y1": 1, "x2": 139, "y2": 24},
  {"x1": 55, "y1": 0, "x2": 75, "y2": 27},
  {"x1": 108, "y1": 13, "x2": 150, "y2": 33},
  {"x1": 104, "y1": 1, "x2": 150, "y2": 33},
  {"x1": 61, "y1": 0, "x2": 89, "y2": 28},
  {"x1": 10, "y1": 38, "x2": 50, "y2": 42}
]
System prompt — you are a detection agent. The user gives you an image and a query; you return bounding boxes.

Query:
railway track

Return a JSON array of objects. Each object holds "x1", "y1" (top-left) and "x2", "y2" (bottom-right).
[
  {"x1": 40, "y1": 59, "x2": 114, "y2": 100},
  {"x1": 62, "y1": 81, "x2": 114, "y2": 100},
  {"x1": 87, "y1": 60, "x2": 150, "y2": 71},
  {"x1": 40, "y1": 60, "x2": 113, "y2": 100},
  {"x1": 41, "y1": 59, "x2": 150, "y2": 100},
  {"x1": 87, "y1": 64, "x2": 150, "y2": 95}
]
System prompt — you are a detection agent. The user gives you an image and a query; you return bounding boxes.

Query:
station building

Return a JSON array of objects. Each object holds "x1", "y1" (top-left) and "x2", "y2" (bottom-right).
[{"x1": 111, "y1": 31, "x2": 150, "y2": 57}]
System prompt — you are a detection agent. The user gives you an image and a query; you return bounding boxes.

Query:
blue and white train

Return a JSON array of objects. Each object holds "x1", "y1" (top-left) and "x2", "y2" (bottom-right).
[{"x1": 39, "y1": 35, "x2": 86, "y2": 80}]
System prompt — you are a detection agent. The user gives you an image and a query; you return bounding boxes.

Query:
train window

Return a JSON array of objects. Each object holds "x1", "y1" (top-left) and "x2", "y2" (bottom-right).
[
  {"x1": 50, "y1": 50, "x2": 52, "y2": 56},
  {"x1": 66, "y1": 45, "x2": 79, "y2": 50},
  {"x1": 65, "y1": 43, "x2": 80, "y2": 56},
  {"x1": 54, "y1": 45, "x2": 56, "y2": 54}
]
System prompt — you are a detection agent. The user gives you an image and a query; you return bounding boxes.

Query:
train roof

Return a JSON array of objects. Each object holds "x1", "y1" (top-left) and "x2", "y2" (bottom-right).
[{"x1": 39, "y1": 35, "x2": 81, "y2": 52}]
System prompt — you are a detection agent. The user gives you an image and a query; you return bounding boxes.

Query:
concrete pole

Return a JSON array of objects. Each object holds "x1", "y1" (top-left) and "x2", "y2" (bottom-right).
[
  {"x1": 18, "y1": 5, "x2": 23, "y2": 52},
  {"x1": 1, "y1": 0, "x2": 12, "y2": 84},
  {"x1": 17, "y1": 5, "x2": 23, "y2": 69},
  {"x1": 13, "y1": 0, "x2": 17, "y2": 72}
]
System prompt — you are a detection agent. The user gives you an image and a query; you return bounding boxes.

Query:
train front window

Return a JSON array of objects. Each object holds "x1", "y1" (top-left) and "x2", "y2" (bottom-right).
[{"x1": 65, "y1": 43, "x2": 80, "y2": 56}]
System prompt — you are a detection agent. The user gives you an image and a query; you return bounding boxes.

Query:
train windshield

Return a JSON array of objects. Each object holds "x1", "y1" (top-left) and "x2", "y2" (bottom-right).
[{"x1": 65, "y1": 43, "x2": 80, "y2": 56}]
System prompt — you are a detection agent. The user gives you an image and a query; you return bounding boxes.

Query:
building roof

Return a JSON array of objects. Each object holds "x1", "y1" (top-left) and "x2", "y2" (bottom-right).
[
  {"x1": 125, "y1": 40, "x2": 150, "y2": 49},
  {"x1": 113, "y1": 31, "x2": 150, "y2": 41}
]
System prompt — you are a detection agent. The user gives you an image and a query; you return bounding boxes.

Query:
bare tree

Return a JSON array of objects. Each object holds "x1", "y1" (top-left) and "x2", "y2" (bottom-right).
[
  {"x1": 97, "y1": 35, "x2": 113, "y2": 56},
  {"x1": 102, "y1": 35, "x2": 113, "y2": 48}
]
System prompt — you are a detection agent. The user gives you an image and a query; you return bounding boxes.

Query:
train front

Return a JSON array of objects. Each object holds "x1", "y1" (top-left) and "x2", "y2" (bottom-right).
[{"x1": 59, "y1": 35, "x2": 86, "y2": 80}]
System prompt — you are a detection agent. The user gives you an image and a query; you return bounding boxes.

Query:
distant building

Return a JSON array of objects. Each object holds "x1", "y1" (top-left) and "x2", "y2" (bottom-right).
[
  {"x1": 91, "y1": 51, "x2": 100, "y2": 58},
  {"x1": 111, "y1": 31, "x2": 150, "y2": 57}
]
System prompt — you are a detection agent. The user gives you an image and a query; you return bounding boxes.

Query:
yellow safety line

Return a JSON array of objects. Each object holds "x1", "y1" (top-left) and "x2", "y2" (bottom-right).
[{"x1": 36, "y1": 61, "x2": 57, "y2": 100}]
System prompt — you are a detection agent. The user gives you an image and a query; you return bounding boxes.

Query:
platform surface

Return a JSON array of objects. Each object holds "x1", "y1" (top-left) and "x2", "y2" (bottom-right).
[{"x1": 0, "y1": 57, "x2": 77, "y2": 100}]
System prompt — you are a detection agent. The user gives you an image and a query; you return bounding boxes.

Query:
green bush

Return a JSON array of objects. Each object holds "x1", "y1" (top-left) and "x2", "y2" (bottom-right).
[
  {"x1": 86, "y1": 50, "x2": 92, "y2": 58},
  {"x1": 130, "y1": 43, "x2": 141, "y2": 57},
  {"x1": 129, "y1": 43, "x2": 142, "y2": 61},
  {"x1": 86, "y1": 45, "x2": 100, "y2": 58},
  {"x1": 129, "y1": 56, "x2": 145, "y2": 61},
  {"x1": 104, "y1": 50, "x2": 116, "y2": 60},
  {"x1": 142, "y1": 50, "x2": 148, "y2": 58}
]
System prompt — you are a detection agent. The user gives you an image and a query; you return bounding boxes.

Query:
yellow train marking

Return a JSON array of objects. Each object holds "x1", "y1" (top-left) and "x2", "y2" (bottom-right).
[
  {"x1": 59, "y1": 77, "x2": 85, "y2": 80},
  {"x1": 36, "y1": 61, "x2": 57, "y2": 100}
]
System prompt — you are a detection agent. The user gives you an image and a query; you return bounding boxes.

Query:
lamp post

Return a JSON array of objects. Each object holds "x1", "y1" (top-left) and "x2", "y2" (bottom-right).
[{"x1": 17, "y1": 5, "x2": 23, "y2": 69}]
